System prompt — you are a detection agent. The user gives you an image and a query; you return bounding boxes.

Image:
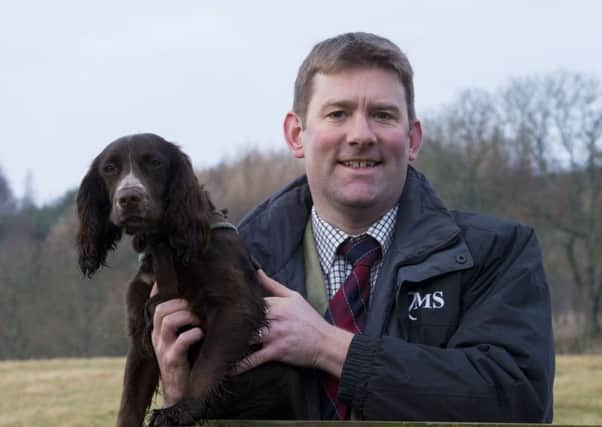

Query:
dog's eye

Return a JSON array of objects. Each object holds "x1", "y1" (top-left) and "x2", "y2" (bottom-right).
[
  {"x1": 102, "y1": 163, "x2": 117, "y2": 175},
  {"x1": 148, "y1": 158, "x2": 162, "y2": 168}
]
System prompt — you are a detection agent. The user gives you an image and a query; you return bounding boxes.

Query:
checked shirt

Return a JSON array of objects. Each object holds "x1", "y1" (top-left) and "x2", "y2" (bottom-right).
[{"x1": 311, "y1": 206, "x2": 397, "y2": 419}]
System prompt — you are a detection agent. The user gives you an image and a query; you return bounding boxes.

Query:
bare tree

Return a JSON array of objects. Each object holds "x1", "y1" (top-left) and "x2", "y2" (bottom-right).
[
  {"x1": 0, "y1": 232, "x2": 39, "y2": 358},
  {"x1": 501, "y1": 71, "x2": 602, "y2": 336},
  {"x1": 197, "y1": 148, "x2": 304, "y2": 224},
  {"x1": 419, "y1": 89, "x2": 512, "y2": 216},
  {"x1": 0, "y1": 165, "x2": 16, "y2": 215}
]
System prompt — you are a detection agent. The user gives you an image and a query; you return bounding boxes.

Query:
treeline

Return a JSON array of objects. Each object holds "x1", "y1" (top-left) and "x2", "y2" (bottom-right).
[
  {"x1": 0, "y1": 71, "x2": 600, "y2": 359},
  {"x1": 0, "y1": 151, "x2": 305, "y2": 359}
]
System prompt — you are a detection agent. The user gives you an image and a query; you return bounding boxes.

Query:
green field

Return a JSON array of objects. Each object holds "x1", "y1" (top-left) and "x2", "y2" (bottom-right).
[{"x1": 0, "y1": 355, "x2": 600, "y2": 426}]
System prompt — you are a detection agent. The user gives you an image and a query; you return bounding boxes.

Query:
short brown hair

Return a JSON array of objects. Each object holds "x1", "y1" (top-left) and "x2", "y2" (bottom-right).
[{"x1": 293, "y1": 32, "x2": 416, "y2": 124}]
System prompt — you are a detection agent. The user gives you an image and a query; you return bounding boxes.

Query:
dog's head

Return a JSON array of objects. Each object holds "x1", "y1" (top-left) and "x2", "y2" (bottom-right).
[{"x1": 76, "y1": 133, "x2": 212, "y2": 277}]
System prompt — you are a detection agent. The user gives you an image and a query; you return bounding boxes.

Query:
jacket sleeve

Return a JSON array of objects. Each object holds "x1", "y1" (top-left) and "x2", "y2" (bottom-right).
[{"x1": 338, "y1": 225, "x2": 555, "y2": 423}]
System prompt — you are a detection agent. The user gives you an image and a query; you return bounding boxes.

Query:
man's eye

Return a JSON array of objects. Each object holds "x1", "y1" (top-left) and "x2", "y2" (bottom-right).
[
  {"x1": 327, "y1": 110, "x2": 347, "y2": 120},
  {"x1": 374, "y1": 111, "x2": 395, "y2": 121},
  {"x1": 102, "y1": 163, "x2": 117, "y2": 175}
]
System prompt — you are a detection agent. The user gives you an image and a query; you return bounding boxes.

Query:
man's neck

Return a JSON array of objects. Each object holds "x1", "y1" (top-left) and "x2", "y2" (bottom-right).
[{"x1": 313, "y1": 202, "x2": 396, "y2": 236}]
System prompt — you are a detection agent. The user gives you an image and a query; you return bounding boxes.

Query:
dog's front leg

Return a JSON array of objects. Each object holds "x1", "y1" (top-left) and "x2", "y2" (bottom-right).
[
  {"x1": 116, "y1": 265, "x2": 159, "y2": 427},
  {"x1": 186, "y1": 308, "x2": 257, "y2": 418},
  {"x1": 117, "y1": 344, "x2": 160, "y2": 427}
]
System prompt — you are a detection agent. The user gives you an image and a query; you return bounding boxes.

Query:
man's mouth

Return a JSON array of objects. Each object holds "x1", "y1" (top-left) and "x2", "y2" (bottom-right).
[{"x1": 339, "y1": 160, "x2": 380, "y2": 168}]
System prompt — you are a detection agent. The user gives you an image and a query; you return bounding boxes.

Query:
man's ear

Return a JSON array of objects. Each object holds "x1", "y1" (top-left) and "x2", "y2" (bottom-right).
[
  {"x1": 283, "y1": 112, "x2": 305, "y2": 159},
  {"x1": 408, "y1": 119, "x2": 423, "y2": 162}
]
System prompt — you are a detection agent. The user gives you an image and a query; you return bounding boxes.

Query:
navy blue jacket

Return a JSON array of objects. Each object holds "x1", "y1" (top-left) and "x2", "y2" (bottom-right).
[{"x1": 238, "y1": 166, "x2": 555, "y2": 422}]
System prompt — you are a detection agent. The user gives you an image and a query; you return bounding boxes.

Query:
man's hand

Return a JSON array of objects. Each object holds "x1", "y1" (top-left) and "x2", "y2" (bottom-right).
[
  {"x1": 237, "y1": 270, "x2": 353, "y2": 378},
  {"x1": 150, "y1": 284, "x2": 203, "y2": 406}
]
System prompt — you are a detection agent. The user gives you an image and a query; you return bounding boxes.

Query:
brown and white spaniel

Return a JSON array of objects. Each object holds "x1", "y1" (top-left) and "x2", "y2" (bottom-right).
[{"x1": 76, "y1": 133, "x2": 303, "y2": 426}]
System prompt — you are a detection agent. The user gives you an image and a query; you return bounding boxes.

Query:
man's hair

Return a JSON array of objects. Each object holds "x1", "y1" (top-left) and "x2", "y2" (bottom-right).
[{"x1": 293, "y1": 32, "x2": 416, "y2": 124}]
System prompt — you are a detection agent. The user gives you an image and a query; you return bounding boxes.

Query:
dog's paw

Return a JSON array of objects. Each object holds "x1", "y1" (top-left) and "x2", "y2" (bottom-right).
[{"x1": 148, "y1": 398, "x2": 204, "y2": 426}]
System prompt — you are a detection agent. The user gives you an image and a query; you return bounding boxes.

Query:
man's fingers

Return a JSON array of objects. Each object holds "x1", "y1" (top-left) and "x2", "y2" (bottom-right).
[
  {"x1": 249, "y1": 326, "x2": 269, "y2": 345},
  {"x1": 171, "y1": 327, "x2": 203, "y2": 356},
  {"x1": 154, "y1": 299, "x2": 188, "y2": 323},
  {"x1": 235, "y1": 347, "x2": 273, "y2": 375},
  {"x1": 153, "y1": 299, "x2": 199, "y2": 344},
  {"x1": 153, "y1": 299, "x2": 189, "y2": 330},
  {"x1": 162, "y1": 310, "x2": 200, "y2": 337},
  {"x1": 257, "y1": 269, "x2": 293, "y2": 297}
]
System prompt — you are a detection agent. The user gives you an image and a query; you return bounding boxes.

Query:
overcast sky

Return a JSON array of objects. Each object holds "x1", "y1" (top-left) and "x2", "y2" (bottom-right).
[{"x1": 1, "y1": 0, "x2": 601, "y2": 205}]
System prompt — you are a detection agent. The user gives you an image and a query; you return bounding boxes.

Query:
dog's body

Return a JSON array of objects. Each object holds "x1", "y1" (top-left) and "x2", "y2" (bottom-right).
[{"x1": 76, "y1": 133, "x2": 303, "y2": 426}]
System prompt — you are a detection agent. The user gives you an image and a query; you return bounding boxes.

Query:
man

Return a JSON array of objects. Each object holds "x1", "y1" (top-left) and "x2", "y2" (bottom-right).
[{"x1": 151, "y1": 32, "x2": 555, "y2": 422}]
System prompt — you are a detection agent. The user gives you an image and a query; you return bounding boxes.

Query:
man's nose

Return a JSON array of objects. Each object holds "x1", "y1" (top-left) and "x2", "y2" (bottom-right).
[{"x1": 347, "y1": 114, "x2": 376, "y2": 145}]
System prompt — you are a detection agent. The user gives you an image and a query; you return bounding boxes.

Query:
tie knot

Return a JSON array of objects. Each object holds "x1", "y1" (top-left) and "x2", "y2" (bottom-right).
[{"x1": 339, "y1": 235, "x2": 382, "y2": 267}]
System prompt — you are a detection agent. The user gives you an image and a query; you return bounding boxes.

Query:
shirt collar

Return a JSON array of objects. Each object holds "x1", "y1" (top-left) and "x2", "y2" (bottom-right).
[{"x1": 311, "y1": 205, "x2": 398, "y2": 274}]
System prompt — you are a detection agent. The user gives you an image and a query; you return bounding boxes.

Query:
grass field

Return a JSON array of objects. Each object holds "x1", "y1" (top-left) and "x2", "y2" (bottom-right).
[
  {"x1": 553, "y1": 355, "x2": 602, "y2": 425},
  {"x1": 0, "y1": 355, "x2": 600, "y2": 426}
]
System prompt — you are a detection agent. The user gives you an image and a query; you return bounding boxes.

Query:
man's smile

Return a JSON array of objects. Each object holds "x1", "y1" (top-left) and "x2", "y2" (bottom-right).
[{"x1": 338, "y1": 159, "x2": 382, "y2": 169}]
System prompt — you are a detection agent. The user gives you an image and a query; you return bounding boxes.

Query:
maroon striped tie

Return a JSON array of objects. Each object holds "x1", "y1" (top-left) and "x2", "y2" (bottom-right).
[{"x1": 320, "y1": 235, "x2": 382, "y2": 419}]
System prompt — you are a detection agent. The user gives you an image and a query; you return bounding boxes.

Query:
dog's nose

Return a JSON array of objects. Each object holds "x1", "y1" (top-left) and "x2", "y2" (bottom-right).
[{"x1": 117, "y1": 188, "x2": 144, "y2": 210}]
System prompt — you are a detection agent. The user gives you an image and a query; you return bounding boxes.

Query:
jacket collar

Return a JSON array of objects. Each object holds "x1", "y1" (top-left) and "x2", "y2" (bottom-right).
[
  {"x1": 364, "y1": 167, "x2": 474, "y2": 336},
  {"x1": 238, "y1": 166, "x2": 473, "y2": 293},
  {"x1": 390, "y1": 166, "x2": 462, "y2": 266},
  {"x1": 238, "y1": 175, "x2": 312, "y2": 282}
]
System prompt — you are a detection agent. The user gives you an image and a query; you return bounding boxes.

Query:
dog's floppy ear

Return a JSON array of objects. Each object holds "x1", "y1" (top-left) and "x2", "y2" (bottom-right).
[
  {"x1": 76, "y1": 156, "x2": 122, "y2": 277},
  {"x1": 163, "y1": 145, "x2": 211, "y2": 263}
]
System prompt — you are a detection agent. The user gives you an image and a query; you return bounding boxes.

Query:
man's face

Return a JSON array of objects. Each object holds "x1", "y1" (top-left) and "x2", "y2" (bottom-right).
[{"x1": 285, "y1": 67, "x2": 422, "y2": 228}]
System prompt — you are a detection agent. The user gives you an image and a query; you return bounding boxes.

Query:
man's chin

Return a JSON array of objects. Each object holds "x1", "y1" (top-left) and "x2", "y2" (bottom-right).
[
  {"x1": 334, "y1": 190, "x2": 400, "y2": 216},
  {"x1": 335, "y1": 188, "x2": 380, "y2": 207},
  {"x1": 335, "y1": 195, "x2": 382, "y2": 214}
]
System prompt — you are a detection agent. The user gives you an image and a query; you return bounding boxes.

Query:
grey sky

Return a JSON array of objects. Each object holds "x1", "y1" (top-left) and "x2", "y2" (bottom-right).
[{"x1": 1, "y1": 0, "x2": 601, "y2": 204}]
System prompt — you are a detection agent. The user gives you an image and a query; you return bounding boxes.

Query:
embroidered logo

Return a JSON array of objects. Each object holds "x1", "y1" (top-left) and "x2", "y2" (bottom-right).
[{"x1": 408, "y1": 291, "x2": 445, "y2": 320}]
